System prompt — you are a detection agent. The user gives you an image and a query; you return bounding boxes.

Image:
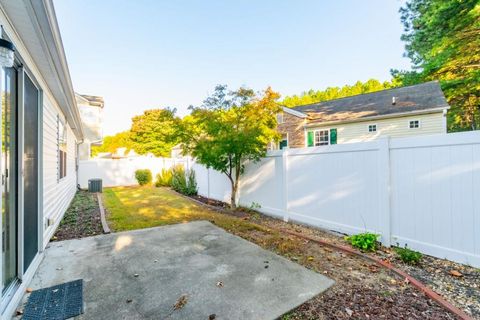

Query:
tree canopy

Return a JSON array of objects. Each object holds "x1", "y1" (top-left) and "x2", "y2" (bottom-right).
[
  {"x1": 281, "y1": 79, "x2": 396, "y2": 108},
  {"x1": 393, "y1": 0, "x2": 480, "y2": 131},
  {"x1": 179, "y1": 85, "x2": 281, "y2": 208},
  {"x1": 91, "y1": 131, "x2": 133, "y2": 157},
  {"x1": 130, "y1": 108, "x2": 181, "y2": 157}
]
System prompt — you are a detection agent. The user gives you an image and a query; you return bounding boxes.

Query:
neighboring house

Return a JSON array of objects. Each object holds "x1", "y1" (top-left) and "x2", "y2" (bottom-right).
[
  {"x1": 76, "y1": 93, "x2": 104, "y2": 160},
  {"x1": 276, "y1": 81, "x2": 449, "y2": 149},
  {"x1": 0, "y1": 1, "x2": 87, "y2": 317}
]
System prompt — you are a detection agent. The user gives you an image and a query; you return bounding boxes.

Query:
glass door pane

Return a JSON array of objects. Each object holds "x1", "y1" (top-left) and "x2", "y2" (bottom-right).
[
  {"x1": 23, "y1": 74, "x2": 39, "y2": 272},
  {"x1": 2, "y1": 66, "x2": 17, "y2": 292}
]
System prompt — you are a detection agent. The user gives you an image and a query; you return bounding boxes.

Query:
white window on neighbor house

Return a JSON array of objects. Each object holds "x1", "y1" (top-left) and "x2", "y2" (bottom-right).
[
  {"x1": 314, "y1": 130, "x2": 329, "y2": 146},
  {"x1": 58, "y1": 115, "x2": 67, "y2": 180},
  {"x1": 276, "y1": 112, "x2": 284, "y2": 124},
  {"x1": 409, "y1": 120, "x2": 420, "y2": 129},
  {"x1": 368, "y1": 124, "x2": 377, "y2": 133}
]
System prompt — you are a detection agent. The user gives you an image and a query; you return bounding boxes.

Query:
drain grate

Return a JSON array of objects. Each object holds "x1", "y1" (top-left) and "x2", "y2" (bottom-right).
[{"x1": 23, "y1": 279, "x2": 83, "y2": 320}]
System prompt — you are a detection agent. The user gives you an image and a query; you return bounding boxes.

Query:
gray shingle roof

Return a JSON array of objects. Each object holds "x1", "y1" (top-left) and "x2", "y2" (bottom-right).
[{"x1": 292, "y1": 81, "x2": 449, "y2": 123}]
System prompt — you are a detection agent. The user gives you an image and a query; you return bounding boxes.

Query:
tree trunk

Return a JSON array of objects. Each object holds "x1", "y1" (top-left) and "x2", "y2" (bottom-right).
[{"x1": 230, "y1": 179, "x2": 237, "y2": 209}]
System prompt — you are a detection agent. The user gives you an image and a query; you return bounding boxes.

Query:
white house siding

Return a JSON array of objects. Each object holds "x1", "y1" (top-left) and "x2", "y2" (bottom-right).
[
  {"x1": 42, "y1": 100, "x2": 78, "y2": 247},
  {"x1": 308, "y1": 112, "x2": 446, "y2": 145}
]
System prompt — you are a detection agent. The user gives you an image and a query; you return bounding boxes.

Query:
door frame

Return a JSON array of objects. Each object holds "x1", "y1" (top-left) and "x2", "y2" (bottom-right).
[{"x1": 0, "y1": 62, "x2": 43, "y2": 297}]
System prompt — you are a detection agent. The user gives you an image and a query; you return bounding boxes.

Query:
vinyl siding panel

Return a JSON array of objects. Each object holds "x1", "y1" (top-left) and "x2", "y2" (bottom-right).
[
  {"x1": 309, "y1": 113, "x2": 446, "y2": 145},
  {"x1": 42, "y1": 98, "x2": 77, "y2": 247}
]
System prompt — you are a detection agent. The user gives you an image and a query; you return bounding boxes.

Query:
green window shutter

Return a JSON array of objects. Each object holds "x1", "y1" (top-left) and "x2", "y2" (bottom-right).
[
  {"x1": 307, "y1": 131, "x2": 314, "y2": 147},
  {"x1": 279, "y1": 140, "x2": 288, "y2": 150},
  {"x1": 330, "y1": 128, "x2": 337, "y2": 145}
]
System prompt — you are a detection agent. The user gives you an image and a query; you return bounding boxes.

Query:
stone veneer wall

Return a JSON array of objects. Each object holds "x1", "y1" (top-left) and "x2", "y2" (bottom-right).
[{"x1": 277, "y1": 112, "x2": 306, "y2": 148}]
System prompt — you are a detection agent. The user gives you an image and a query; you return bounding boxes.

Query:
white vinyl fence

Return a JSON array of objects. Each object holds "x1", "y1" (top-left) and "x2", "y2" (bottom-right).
[
  {"x1": 78, "y1": 156, "x2": 189, "y2": 188},
  {"x1": 192, "y1": 132, "x2": 480, "y2": 267}
]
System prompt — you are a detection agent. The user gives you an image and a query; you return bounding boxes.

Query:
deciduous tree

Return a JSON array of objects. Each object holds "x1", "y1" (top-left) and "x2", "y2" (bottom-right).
[{"x1": 179, "y1": 85, "x2": 281, "y2": 209}]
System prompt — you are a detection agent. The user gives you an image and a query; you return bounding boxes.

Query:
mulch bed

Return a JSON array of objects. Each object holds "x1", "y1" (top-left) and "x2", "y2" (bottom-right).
[
  {"x1": 190, "y1": 194, "x2": 478, "y2": 320},
  {"x1": 52, "y1": 190, "x2": 104, "y2": 241}
]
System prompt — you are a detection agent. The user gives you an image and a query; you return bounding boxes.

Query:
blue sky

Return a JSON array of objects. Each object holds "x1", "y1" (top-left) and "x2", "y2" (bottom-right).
[{"x1": 54, "y1": 0, "x2": 411, "y2": 135}]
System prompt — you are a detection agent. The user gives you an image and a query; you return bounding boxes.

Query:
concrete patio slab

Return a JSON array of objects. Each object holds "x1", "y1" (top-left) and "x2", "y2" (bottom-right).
[{"x1": 16, "y1": 221, "x2": 334, "y2": 320}]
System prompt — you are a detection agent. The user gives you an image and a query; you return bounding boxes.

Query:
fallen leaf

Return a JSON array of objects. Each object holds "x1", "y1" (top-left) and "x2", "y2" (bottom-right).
[
  {"x1": 26, "y1": 288, "x2": 33, "y2": 293},
  {"x1": 126, "y1": 299, "x2": 133, "y2": 303},
  {"x1": 449, "y1": 270, "x2": 463, "y2": 277},
  {"x1": 307, "y1": 256, "x2": 314, "y2": 261},
  {"x1": 216, "y1": 281, "x2": 224, "y2": 287},
  {"x1": 174, "y1": 295, "x2": 188, "y2": 310},
  {"x1": 134, "y1": 274, "x2": 139, "y2": 278},
  {"x1": 209, "y1": 314, "x2": 216, "y2": 320},
  {"x1": 16, "y1": 309, "x2": 23, "y2": 316}
]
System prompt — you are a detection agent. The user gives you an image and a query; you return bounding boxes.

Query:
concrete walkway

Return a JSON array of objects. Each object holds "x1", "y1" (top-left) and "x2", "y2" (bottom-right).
[{"x1": 17, "y1": 221, "x2": 334, "y2": 319}]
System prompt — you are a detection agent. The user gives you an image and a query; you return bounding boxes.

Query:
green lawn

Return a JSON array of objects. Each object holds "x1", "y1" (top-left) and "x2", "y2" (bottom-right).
[{"x1": 103, "y1": 186, "x2": 265, "y2": 234}]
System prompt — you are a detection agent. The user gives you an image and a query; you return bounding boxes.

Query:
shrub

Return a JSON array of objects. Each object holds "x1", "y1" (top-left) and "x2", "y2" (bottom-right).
[
  {"x1": 135, "y1": 169, "x2": 152, "y2": 186},
  {"x1": 345, "y1": 233, "x2": 379, "y2": 251},
  {"x1": 184, "y1": 169, "x2": 198, "y2": 196},
  {"x1": 395, "y1": 246, "x2": 422, "y2": 265},
  {"x1": 171, "y1": 165, "x2": 198, "y2": 196},
  {"x1": 155, "y1": 168, "x2": 173, "y2": 187},
  {"x1": 171, "y1": 166, "x2": 187, "y2": 193}
]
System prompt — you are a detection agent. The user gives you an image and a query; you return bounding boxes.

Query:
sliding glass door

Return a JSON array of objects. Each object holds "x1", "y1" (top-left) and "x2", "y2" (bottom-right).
[{"x1": 1, "y1": 66, "x2": 18, "y2": 293}]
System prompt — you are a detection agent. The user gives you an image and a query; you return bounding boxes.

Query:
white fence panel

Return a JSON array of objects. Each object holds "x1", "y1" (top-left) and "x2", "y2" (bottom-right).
[
  {"x1": 390, "y1": 132, "x2": 480, "y2": 267},
  {"x1": 286, "y1": 141, "x2": 385, "y2": 237},
  {"x1": 78, "y1": 157, "x2": 186, "y2": 188},
  {"x1": 238, "y1": 154, "x2": 284, "y2": 218}
]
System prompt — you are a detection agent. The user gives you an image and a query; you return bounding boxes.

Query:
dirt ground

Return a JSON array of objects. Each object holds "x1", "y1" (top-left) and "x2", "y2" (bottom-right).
[{"x1": 52, "y1": 190, "x2": 104, "y2": 241}]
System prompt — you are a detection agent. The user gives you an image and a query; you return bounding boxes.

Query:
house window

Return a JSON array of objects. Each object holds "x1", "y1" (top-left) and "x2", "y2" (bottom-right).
[
  {"x1": 276, "y1": 112, "x2": 284, "y2": 124},
  {"x1": 58, "y1": 116, "x2": 67, "y2": 180},
  {"x1": 368, "y1": 124, "x2": 377, "y2": 132},
  {"x1": 409, "y1": 120, "x2": 420, "y2": 129},
  {"x1": 314, "y1": 130, "x2": 329, "y2": 146}
]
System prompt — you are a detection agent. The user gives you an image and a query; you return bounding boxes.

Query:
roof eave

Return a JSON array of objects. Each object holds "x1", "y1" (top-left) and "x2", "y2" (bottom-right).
[
  {"x1": 305, "y1": 106, "x2": 449, "y2": 128},
  {"x1": 282, "y1": 106, "x2": 308, "y2": 118}
]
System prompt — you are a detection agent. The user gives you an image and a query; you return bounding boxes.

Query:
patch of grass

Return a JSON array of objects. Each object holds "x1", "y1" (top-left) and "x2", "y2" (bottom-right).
[
  {"x1": 103, "y1": 186, "x2": 266, "y2": 235},
  {"x1": 395, "y1": 247, "x2": 422, "y2": 265},
  {"x1": 345, "y1": 233, "x2": 379, "y2": 252}
]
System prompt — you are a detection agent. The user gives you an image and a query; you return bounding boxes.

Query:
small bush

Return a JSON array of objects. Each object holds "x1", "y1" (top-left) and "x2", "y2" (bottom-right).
[
  {"x1": 155, "y1": 168, "x2": 173, "y2": 187},
  {"x1": 171, "y1": 165, "x2": 198, "y2": 196},
  {"x1": 135, "y1": 169, "x2": 152, "y2": 186},
  {"x1": 395, "y1": 246, "x2": 422, "y2": 265},
  {"x1": 171, "y1": 166, "x2": 187, "y2": 193},
  {"x1": 184, "y1": 169, "x2": 198, "y2": 196},
  {"x1": 345, "y1": 233, "x2": 379, "y2": 251}
]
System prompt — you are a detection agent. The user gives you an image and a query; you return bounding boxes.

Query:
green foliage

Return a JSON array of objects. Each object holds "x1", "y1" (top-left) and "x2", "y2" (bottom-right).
[
  {"x1": 171, "y1": 166, "x2": 197, "y2": 196},
  {"x1": 91, "y1": 131, "x2": 133, "y2": 157},
  {"x1": 395, "y1": 0, "x2": 480, "y2": 131},
  {"x1": 178, "y1": 85, "x2": 281, "y2": 208},
  {"x1": 155, "y1": 168, "x2": 173, "y2": 187},
  {"x1": 281, "y1": 79, "x2": 396, "y2": 108},
  {"x1": 395, "y1": 246, "x2": 422, "y2": 265},
  {"x1": 345, "y1": 233, "x2": 379, "y2": 252},
  {"x1": 130, "y1": 108, "x2": 181, "y2": 157},
  {"x1": 134, "y1": 169, "x2": 152, "y2": 186},
  {"x1": 249, "y1": 202, "x2": 261, "y2": 210}
]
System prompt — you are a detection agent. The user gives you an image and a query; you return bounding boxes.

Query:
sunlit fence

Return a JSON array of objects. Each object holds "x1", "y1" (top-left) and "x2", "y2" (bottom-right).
[{"x1": 191, "y1": 131, "x2": 480, "y2": 267}]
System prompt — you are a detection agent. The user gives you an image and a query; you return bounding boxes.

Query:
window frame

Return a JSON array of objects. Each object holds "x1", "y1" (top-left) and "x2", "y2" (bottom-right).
[
  {"x1": 57, "y1": 115, "x2": 68, "y2": 181},
  {"x1": 279, "y1": 132, "x2": 289, "y2": 150},
  {"x1": 314, "y1": 129, "x2": 330, "y2": 146},
  {"x1": 368, "y1": 124, "x2": 377, "y2": 133},
  {"x1": 409, "y1": 120, "x2": 421, "y2": 129}
]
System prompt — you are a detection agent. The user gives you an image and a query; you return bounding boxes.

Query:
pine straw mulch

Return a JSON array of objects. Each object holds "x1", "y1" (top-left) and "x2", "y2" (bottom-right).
[{"x1": 52, "y1": 190, "x2": 104, "y2": 241}]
